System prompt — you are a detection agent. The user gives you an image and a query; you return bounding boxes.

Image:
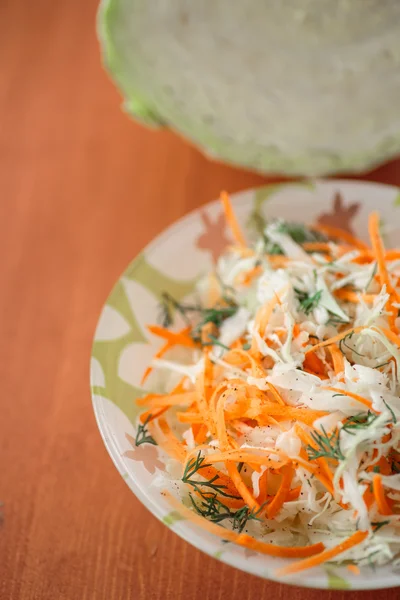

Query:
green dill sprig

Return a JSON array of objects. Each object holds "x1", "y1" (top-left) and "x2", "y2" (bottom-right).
[
  {"x1": 294, "y1": 288, "x2": 323, "y2": 315},
  {"x1": 157, "y1": 291, "x2": 238, "y2": 343},
  {"x1": 339, "y1": 331, "x2": 365, "y2": 358},
  {"x1": 307, "y1": 426, "x2": 345, "y2": 461},
  {"x1": 371, "y1": 520, "x2": 390, "y2": 532},
  {"x1": 342, "y1": 412, "x2": 379, "y2": 435},
  {"x1": 276, "y1": 221, "x2": 327, "y2": 245},
  {"x1": 248, "y1": 216, "x2": 327, "y2": 255},
  {"x1": 135, "y1": 415, "x2": 157, "y2": 447},
  {"x1": 202, "y1": 334, "x2": 230, "y2": 351},
  {"x1": 157, "y1": 292, "x2": 200, "y2": 328},
  {"x1": 189, "y1": 491, "x2": 266, "y2": 533},
  {"x1": 190, "y1": 306, "x2": 238, "y2": 343},
  {"x1": 382, "y1": 398, "x2": 397, "y2": 424},
  {"x1": 182, "y1": 452, "x2": 241, "y2": 499}
]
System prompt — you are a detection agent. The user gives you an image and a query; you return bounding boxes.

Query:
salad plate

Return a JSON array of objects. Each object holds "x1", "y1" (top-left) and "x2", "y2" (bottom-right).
[{"x1": 91, "y1": 179, "x2": 400, "y2": 589}]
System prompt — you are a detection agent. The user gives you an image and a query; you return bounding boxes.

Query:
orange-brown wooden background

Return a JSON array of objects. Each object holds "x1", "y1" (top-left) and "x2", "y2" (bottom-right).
[{"x1": 1, "y1": 1, "x2": 399, "y2": 598}]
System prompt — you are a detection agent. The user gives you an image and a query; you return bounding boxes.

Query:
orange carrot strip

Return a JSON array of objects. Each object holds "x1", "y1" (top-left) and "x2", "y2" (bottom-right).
[
  {"x1": 369, "y1": 212, "x2": 392, "y2": 290},
  {"x1": 373, "y1": 474, "x2": 393, "y2": 515},
  {"x1": 203, "y1": 450, "x2": 286, "y2": 470},
  {"x1": 303, "y1": 352, "x2": 327, "y2": 378},
  {"x1": 267, "y1": 382, "x2": 286, "y2": 405},
  {"x1": 136, "y1": 392, "x2": 165, "y2": 407},
  {"x1": 165, "y1": 492, "x2": 325, "y2": 558},
  {"x1": 150, "y1": 416, "x2": 187, "y2": 462},
  {"x1": 302, "y1": 242, "x2": 335, "y2": 253},
  {"x1": 226, "y1": 402, "x2": 328, "y2": 427},
  {"x1": 192, "y1": 423, "x2": 208, "y2": 445},
  {"x1": 376, "y1": 327, "x2": 400, "y2": 348},
  {"x1": 240, "y1": 265, "x2": 263, "y2": 286},
  {"x1": 267, "y1": 464, "x2": 295, "y2": 519},
  {"x1": 292, "y1": 456, "x2": 334, "y2": 496},
  {"x1": 141, "y1": 339, "x2": 173, "y2": 384},
  {"x1": 177, "y1": 412, "x2": 205, "y2": 424},
  {"x1": 328, "y1": 344, "x2": 345, "y2": 381},
  {"x1": 334, "y1": 289, "x2": 377, "y2": 304},
  {"x1": 251, "y1": 285, "x2": 289, "y2": 344},
  {"x1": 347, "y1": 564, "x2": 360, "y2": 576},
  {"x1": 386, "y1": 249, "x2": 400, "y2": 261},
  {"x1": 305, "y1": 326, "x2": 366, "y2": 355},
  {"x1": 226, "y1": 403, "x2": 328, "y2": 427},
  {"x1": 286, "y1": 486, "x2": 301, "y2": 501},
  {"x1": 226, "y1": 463, "x2": 260, "y2": 511},
  {"x1": 141, "y1": 392, "x2": 198, "y2": 408},
  {"x1": 312, "y1": 223, "x2": 369, "y2": 251},
  {"x1": 139, "y1": 406, "x2": 168, "y2": 424},
  {"x1": 235, "y1": 533, "x2": 325, "y2": 559},
  {"x1": 257, "y1": 469, "x2": 269, "y2": 504},
  {"x1": 147, "y1": 324, "x2": 197, "y2": 347},
  {"x1": 220, "y1": 191, "x2": 247, "y2": 248},
  {"x1": 321, "y1": 386, "x2": 374, "y2": 411},
  {"x1": 276, "y1": 530, "x2": 368, "y2": 576},
  {"x1": 369, "y1": 212, "x2": 400, "y2": 333}
]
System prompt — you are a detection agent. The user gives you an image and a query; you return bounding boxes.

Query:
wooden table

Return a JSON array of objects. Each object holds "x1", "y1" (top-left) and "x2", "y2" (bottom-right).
[{"x1": 1, "y1": 1, "x2": 399, "y2": 598}]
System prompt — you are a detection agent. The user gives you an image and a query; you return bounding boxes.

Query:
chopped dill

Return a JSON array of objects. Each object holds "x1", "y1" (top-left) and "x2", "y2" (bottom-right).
[
  {"x1": 189, "y1": 492, "x2": 266, "y2": 533},
  {"x1": 339, "y1": 331, "x2": 365, "y2": 358},
  {"x1": 182, "y1": 452, "x2": 241, "y2": 499},
  {"x1": 342, "y1": 412, "x2": 379, "y2": 435},
  {"x1": 135, "y1": 415, "x2": 157, "y2": 447},
  {"x1": 202, "y1": 334, "x2": 230, "y2": 351},
  {"x1": 371, "y1": 520, "x2": 390, "y2": 532},
  {"x1": 294, "y1": 288, "x2": 323, "y2": 315},
  {"x1": 307, "y1": 426, "x2": 344, "y2": 461},
  {"x1": 382, "y1": 398, "x2": 397, "y2": 424}
]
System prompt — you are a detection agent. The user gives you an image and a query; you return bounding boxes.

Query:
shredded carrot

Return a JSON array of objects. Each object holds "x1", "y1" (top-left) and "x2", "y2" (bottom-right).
[
  {"x1": 150, "y1": 416, "x2": 187, "y2": 462},
  {"x1": 305, "y1": 326, "x2": 366, "y2": 355},
  {"x1": 267, "y1": 464, "x2": 294, "y2": 519},
  {"x1": 369, "y1": 212, "x2": 400, "y2": 334},
  {"x1": 276, "y1": 530, "x2": 369, "y2": 576},
  {"x1": 147, "y1": 324, "x2": 197, "y2": 347},
  {"x1": 256, "y1": 469, "x2": 268, "y2": 504},
  {"x1": 385, "y1": 249, "x2": 400, "y2": 261},
  {"x1": 235, "y1": 533, "x2": 325, "y2": 559},
  {"x1": 302, "y1": 242, "x2": 334, "y2": 253},
  {"x1": 321, "y1": 386, "x2": 374, "y2": 411},
  {"x1": 267, "y1": 382, "x2": 286, "y2": 405},
  {"x1": 312, "y1": 223, "x2": 369, "y2": 251},
  {"x1": 373, "y1": 474, "x2": 393, "y2": 515},
  {"x1": 347, "y1": 564, "x2": 360, "y2": 575},
  {"x1": 328, "y1": 344, "x2": 344, "y2": 380},
  {"x1": 334, "y1": 289, "x2": 377, "y2": 304},
  {"x1": 138, "y1": 391, "x2": 198, "y2": 408},
  {"x1": 165, "y1": 491, "x2": 325, "y2": 558},
  {"x1": 292, "y1": 456, "x2": 334, "y2": 496},
  {"x1": 303, "y1": 352, "x2": 327, "y2": 378},
  {"x1": 220, "y1": 191, "x2": 247, "y2": 248}
]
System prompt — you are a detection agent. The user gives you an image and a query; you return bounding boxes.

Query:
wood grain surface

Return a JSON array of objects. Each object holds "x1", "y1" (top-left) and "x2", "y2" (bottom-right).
[{"x1": 1, "y1": 1, "x2": 400, "y2": 598}]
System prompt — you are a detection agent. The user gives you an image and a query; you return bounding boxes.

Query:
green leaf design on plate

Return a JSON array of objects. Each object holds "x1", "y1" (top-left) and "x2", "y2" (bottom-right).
[
  {"x1": 325, "y1": 568, "x2": 351, "y2": 590},
  {"x1": 125, "y1": 253, "x2": 198, "y2": 300},
  {"x1": 214, "y1": 550, "x2": 224, "y2": 560},
  {"x1": 91, "y1": 253, "x2": 197, "y2": 425},
  {"x1": 394, "y1": 191, "x2": 400, "y2": 206},
  {"x1": 162, "y1": 510, "x2": 186, "y2": 526}
]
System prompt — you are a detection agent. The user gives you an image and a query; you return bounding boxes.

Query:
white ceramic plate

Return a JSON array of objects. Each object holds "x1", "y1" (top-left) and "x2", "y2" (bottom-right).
[{"x1": 91, "y1": 179, "x2": 400, "y2": 590}]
